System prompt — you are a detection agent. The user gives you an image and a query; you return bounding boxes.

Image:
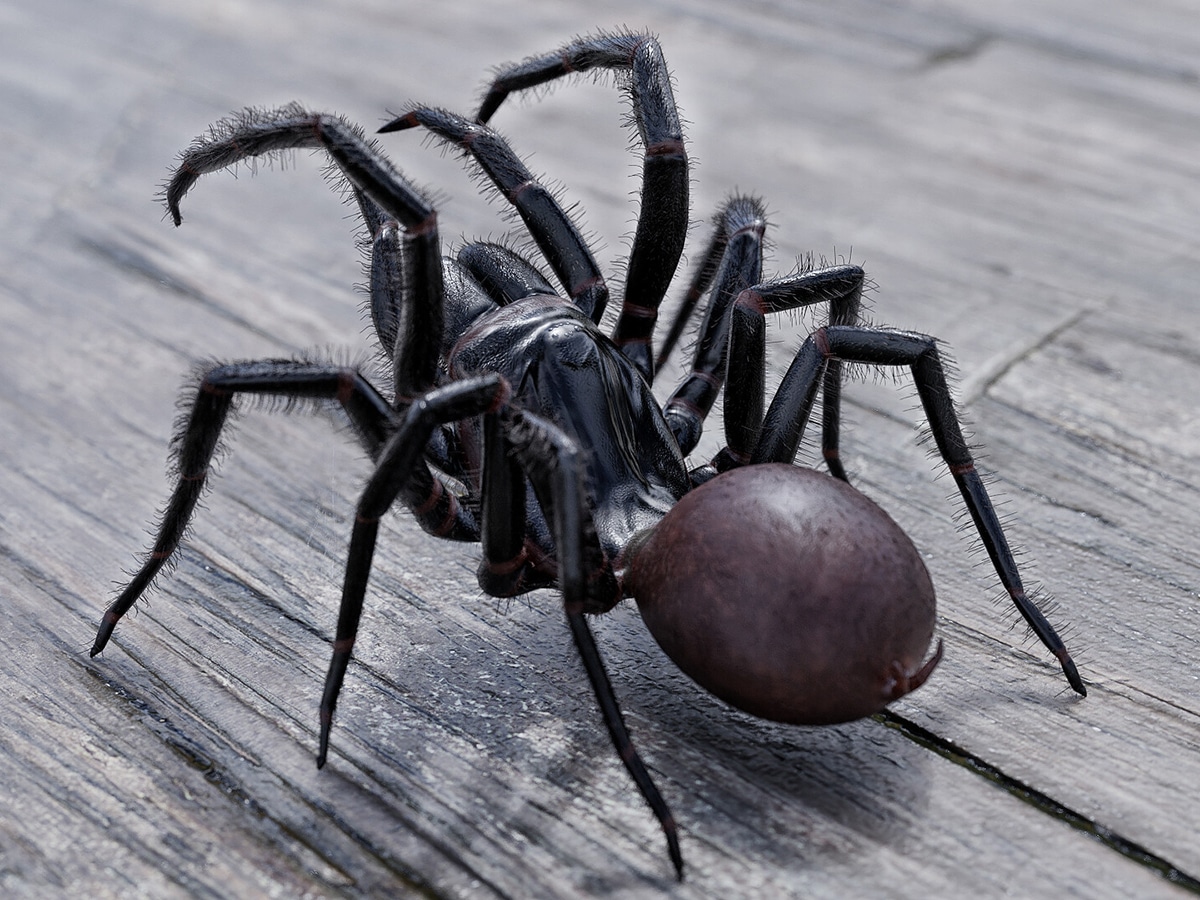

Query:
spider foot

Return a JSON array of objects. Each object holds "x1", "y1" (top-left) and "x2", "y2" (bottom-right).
[
  {"x1": 89, "y1": 609, "x2": 120, "y2": 657},
  {"x1": 1057, "y1": 648, "x2": 1087, "y2": 697}
]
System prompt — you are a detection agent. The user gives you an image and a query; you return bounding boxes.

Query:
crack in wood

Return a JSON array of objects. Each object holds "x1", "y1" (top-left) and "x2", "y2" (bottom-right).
[{"x1": 877, "y1": 709, "x2": 1200, "y2": 894}]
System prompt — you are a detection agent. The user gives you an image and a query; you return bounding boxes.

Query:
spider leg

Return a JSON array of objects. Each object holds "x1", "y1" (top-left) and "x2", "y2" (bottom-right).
[
  {"x1": 313, "y1": 382, "x2": 682, "y2": 877},
  {"x1": 317, "y1": 375, "x2": 506, "y2": 767},
  {"x1": 663, "y1": 197, "x2": 767, "y2": 455},
  {"x1": 474, "y1": 411, "x2": 553, "y2": 597},
  {"x1": 753, "y1": 325, "x2": 1086, "y2": 696},
  {"x1": 722, "y1": 266, "x2": 864, "y2": 476},
  {"x1": 351, "y1": 189, "x2": 404, "y2": 358},
  {"x1": 379, "y1": 108, "x2": 609, "y2": 323},
  {"x1": 501, "y1": 407, "x2": 683, "y2": 881},
  {"x1": 474, "y1": 31, "x2": 689, "y2": 382},
  {"x1": 90, "y1": 361, "x2": 395, "y2": 657},
  {"x1": 165, "y1": 106, "x2": 445, "y2": 400},
  {"x1": 657, "y1": 213, "x2": 729, "y2": 368}
]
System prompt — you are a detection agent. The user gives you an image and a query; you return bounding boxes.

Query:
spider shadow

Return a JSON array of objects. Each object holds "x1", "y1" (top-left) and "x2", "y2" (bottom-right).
[
  {"x1": 584, "y1": 605, "x2": 938, "y2": 872},
  {"x1": 361, "y1": 583, "x2": 941, "y2": 880}
]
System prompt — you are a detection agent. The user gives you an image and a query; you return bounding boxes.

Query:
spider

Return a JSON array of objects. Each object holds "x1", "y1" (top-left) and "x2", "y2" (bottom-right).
[{"x1": 90, "y1": 31, "x2": 1085, "y2": 880}]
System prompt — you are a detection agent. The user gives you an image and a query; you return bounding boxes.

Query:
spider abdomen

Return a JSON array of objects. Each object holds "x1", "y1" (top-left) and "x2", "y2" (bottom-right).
[{"x1": 628, "y1": 463, "x2": 940, "y2": 724}]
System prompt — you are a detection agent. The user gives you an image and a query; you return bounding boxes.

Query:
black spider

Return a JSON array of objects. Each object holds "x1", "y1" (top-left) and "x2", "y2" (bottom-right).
[{"x1": 90, "y1": 31, "x2": 1085, "y2": 880}]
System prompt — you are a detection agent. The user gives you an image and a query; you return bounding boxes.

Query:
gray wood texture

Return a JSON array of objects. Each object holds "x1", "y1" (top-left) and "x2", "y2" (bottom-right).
[{"x1": 1, "y1": 0, "x2": 1198, "y2": 896}]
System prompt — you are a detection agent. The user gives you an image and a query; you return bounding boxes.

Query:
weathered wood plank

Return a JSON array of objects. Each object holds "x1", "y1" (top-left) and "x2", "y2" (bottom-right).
[{"x1": 2, "y1": 0, "x2": 1198, "y2": 896}]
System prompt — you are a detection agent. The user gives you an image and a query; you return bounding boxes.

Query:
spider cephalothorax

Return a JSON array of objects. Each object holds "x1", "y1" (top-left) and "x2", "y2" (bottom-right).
[{"x1": 91, "y1": 31, "x2": 1084, "y2": 880}]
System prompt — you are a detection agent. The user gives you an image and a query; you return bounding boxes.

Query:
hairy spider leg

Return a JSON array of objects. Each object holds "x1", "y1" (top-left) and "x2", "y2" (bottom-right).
[
  {"x1": 663, "y1": 196, "x2": 767, "y2": 457},
  {"x1": 87, "y1": 361, "x2": 481, "y2": 657},
  {"x1": 155, "y1": 103, "x2": 493, "y2": 520},
  {"x1": 162, "y1": 107, "x2": 511, "y2": 510},
  {"x1": 352, "y1": 189, "x2": 404, "y2": 358},
  {"x1": 164, "y1": 106, "x2": 445, "y2": 401},
  {"x1": 316, "y1": 374, "x2": 505, "y2": 771},
  {"x1": 379, "y1": 108, "x2": 609, "y2": 325},
  {"x1": 748, "y1": 324, "x2": 1086, "y2": 696},
  {"x1": 312, "y1": 376, "x2": 684, "y2": 879},
  {"x1": 474, "y1": 31, "x2": 690, "y2": 382},
  {"x1": 501, "y1": 407, "x2": 683, "y2": 881},
  {"x1": 661, "y1": 199, "x2": 865, "y2": 477},
  {"x1": 723, "y1": 268, "x2": 865, "y2": 478},
  {"x1": 474, "y1": 385, "x2": 569, "y2": 601},
  {"x1": 475, "y1": 410, "x2": 542, "y2": 597},
  {"x1": 352, "y1": 190, "x2": 509, "y2": 483},
  {"x1": 657, "y1": 212, "x2": 731, "y2": 368}
]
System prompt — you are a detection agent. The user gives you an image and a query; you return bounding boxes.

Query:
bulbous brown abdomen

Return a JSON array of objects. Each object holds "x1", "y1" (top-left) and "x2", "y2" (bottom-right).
[{"x1": 628, "y1": 464, "x2": 938, "y2": 724}]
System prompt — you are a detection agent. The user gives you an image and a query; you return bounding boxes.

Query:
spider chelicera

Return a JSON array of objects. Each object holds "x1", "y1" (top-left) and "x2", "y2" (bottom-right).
[{"x1": 90, "y1": 31, "x2": 1085, "y2": 880}]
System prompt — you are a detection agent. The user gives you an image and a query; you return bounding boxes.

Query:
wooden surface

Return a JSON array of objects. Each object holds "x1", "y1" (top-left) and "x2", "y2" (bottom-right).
[{"x1": 2, "y1": 0, "x2": 1198, "y2": 896}]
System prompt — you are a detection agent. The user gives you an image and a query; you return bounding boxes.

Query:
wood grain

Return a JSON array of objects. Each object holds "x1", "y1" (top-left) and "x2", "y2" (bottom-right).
[{"x1": 2, "y1": 0, "x2": 1198, "y2": 896}]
